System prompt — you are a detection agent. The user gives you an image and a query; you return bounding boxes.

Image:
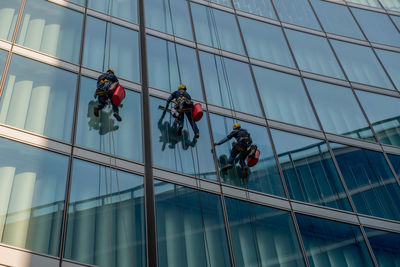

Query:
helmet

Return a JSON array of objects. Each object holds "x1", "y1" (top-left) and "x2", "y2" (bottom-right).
[
  {"x1": 233, "y1": 123, "x2": 240, "y2": 130},
  {"x1": 178, "y1": 84, "x2": 187, "y2": 90},
  {"x1": 107, "y1": 68, "x2": 114, "y2": 74}
]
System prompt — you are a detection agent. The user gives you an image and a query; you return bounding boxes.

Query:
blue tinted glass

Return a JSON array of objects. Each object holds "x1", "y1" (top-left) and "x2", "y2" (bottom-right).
[
  {"x1": 296, "y1": 214, "x2": 374, "y2": 267},
  {"x1": 310, "y1": 0, "x2": 364, "y2": 39},
  {"x1": 75, "y1": 77, "x2": 142, "y2": 162},
  {"x1": 239, "y1": 16, "x2": 294, "y2": 67},
  {"x1": 233, "y1": 0, "x2": 276, "y2": 19},
  {"x1": 147, "y1": 35, "x2": 203, "y2": 101},
  {"x1": 271, "y1": 129, "x2": 352, "y2": 211},
  {"x1": 375, "y1": 48, "x2": 400, "y2": 90},
  {"x1": 347, "y1": 0, "x2": 381, "y2": 8},
  {"x1": 285, "y1": 29, "x2": 344, "y2": 79},
  {"x1": 225, "y1": 198, "x2": 305, "y2": 267},
  {"x1": 88, "y1": 0, "x2": 137, "y2": 23},
  {"x1": 356, "y1": 90, "x2": 400, "y2": 147},
  {"x1": 210, "y1": 113, "x2": 285, "y2": 197},
  {"x1": 388, "y1": 154, "x2": 400, "y2": 176},
  {"x1": 150, "y1": 97, "x2": 217, "y2": 180},
  {"x1": 191, "y1": 3, "x2": 244, "y2": 55},
  {"x1": 352, "y1": 8, "x2": 400, "y2": 47},
  {"x1": 331, "y1": 40, "x2": 394, "y2": 90},
  {"x1": 199, "y1": 51, "x2": 262, "y2": 116},
  {"x1": 145, "y1": 0, "x2": 192, "y2": 40},
  {"x1": 253, "y1": 66, "x2": 319, "y2": 130},
  {"x1": 0, "y1": 49, "x2": 7, "y2": 73},
  {"x1": 273, "y1": 0, "x2": 321, "y2": 30},
  {"x1": 67, "y1": 0, "x2": 85, "y2": 5},
  {"x1": 332, "y1": 143, "x2": 400, "y2": 221},
  {"x1": 0, "y1": 0, "x2": 22, "y2": 41},
  {"x1": 380, "y1": 0, "x2": 400, "y2": 11},
  {"x1": 0, "y1": 55, "x2": 77, "y2": 142},
  {"x1": 364, "y1": 227, "x2": 400, "y2": 266},
  {"x1": 305, "y1": 79, "x2": 374, "y2": 141},
  {"x1": 210, "y1": 0, "x2": 232, "y2": 7},
  {"x1": 0, "y1": 137, "x2": 68, "y2": 256},
  {"x1": 65, "y1": 159, "x2": 145, "y2": 267},
  {"x1": 83, "y1": 16, "x2": 140, "y2": 82},
  {"x1": 391, "y1": 15, "x2": 400, "y2": 28},
  {"x1": 155, "y1": 181, "x2": 231, "y2": 267}
]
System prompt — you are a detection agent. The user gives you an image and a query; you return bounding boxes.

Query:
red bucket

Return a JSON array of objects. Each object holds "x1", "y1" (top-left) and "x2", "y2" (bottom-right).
[
  {"x1": 247, "y1": 149, "x2": 260, "y2": 167},
  {"x1": 112, "y1": 85, "x2": 126, "y2": 106},
  {"x1": 192, "y1": 103, "x2": 203, "y2": 122}
]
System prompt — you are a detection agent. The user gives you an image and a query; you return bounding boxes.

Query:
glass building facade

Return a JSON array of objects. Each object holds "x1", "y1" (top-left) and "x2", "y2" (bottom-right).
[{"x1": 0, "y1": 0, "x2": 400, "y2": 266}]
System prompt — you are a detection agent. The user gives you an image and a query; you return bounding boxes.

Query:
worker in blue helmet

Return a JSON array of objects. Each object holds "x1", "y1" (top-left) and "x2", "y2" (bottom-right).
[{"x1": 94, "y1": 68, "x2": 121, "y2": 121}]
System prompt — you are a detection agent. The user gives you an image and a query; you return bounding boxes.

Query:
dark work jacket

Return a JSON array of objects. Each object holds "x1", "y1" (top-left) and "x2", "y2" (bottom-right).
[
  {"x1": 167, "y1": 89, "x2": 192, "y2": 103},
  {"x1": 218, "y1": 128, "x2": 252, "y2": 146},
  {"x1": 97, "y1": 72, "x2": 119, "y2": 90}
]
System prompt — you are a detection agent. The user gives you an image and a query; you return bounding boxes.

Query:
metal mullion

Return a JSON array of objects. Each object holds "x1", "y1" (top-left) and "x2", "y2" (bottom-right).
[
  {"x1": 382, "y1": 151, "x2": 400, "y2": 188},
  {"x1": 359, "y1": 224, "x2": 380, "y2": 267}
]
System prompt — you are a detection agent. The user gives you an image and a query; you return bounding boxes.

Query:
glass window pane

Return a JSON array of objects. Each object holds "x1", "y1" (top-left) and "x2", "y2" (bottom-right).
[
  {"x1": 310, "y1": 0, "x2": 364, "y2": 40},
  {"x1": 150, "y1": 97, "x2": 217, "y2": 180},
  {"x1": 155, "y1": 181, "x2": 231, "y2": 267},
  {"x1": 356, "y1": 90, "x2": 400, "y2": 147},
  {"x1": 0, "y1": 137, "x2": 68, "y2": 256},
  {"x1": 233, "y1": 0, "x2": 276, "y2": 19},
  {"x1": 253, "y1": 66, "x2": 319, "y2": 129},
  {"x1": 225, "y1": 197, "x2": 305, "y2": 267},
  {"x1": 364, "y1": 227, "x2": 400, "y2": 266},
  {"x1": 285, "y1": 29, "x2": 344, "y2": 79},
  {"x1": 75, "y1": 76, "x2": 142, "y2": 162},
  {"x1": 0, "y1": 0, "x2": 22, "y2": 41},
  {"x1": 380, "y1": 0, "x2": 400, "y2": 11},
  {"x1": 83, "y1": 16, "x2": 140, "y2": 83},
  {"x1": 391, "y1": 15, "x2": 400, "y2": 28},
  {"x1": 191, "y1": 3, "x2": 244, "y2": 55},
  {"x1": 331, "y1": 143, "x2": 400, "y2": 221},
  {"x1": 305, "y1": 79, "x2": 374, "y2": 141},
  {"x1": 210, "y1": 0, "x2": 232, "y2": 7},
  {"x1": 67, "y1": 0, "x2": 85, "y2": 5},
  {"x1": 17, "y1": 0, "x2": 82, "y2": 63},
  {"x1": 273, "y1": 0, "x2": 321, "y2": 30},
  {"x1": 375, "y1": 48, "x2": 400, "y2": 90},
  {"x1": 145, "y1": 0, "x2": 192, "y2": 40},
  {"x1": 352, "y1": 8, "x2": 400, "y2": 47},
  {"x1": 331, "y1": 40, "x2": 394, "y2": 90},
  {"x1": 271, "y1": 129, "x2": 352, "y2": 211},
  {"x1": 239, "y1": 16, "x2": 295, "y2": 68},
  {"x1": 200, "y1": 51, "x2": 262, "y2": 116},
  {"x1": 387, "y1": 153, "x2": 400, "y2": 176},
  {"x1": 210, "y1": 113, "x2": 285, "y2": 197},
  {"x1": 0, "y1": 55, "x2": 77, "y2": 142},
  {"x1": 346, "y1": 0, "x2": 381, "y2": 8},
  {"x1": 147, "y1": 35, "x2": 203, "y2": 101},
  {"x1": 296, "y1": 214, "x2": 374, "y2": 267},
  {"x1": 88, "y1": 0, "x2": 137, "y2": 23},
  {"x1": 65, "y1": 159, "x2": 145, "y2": 267},
  {"x1": 0, "y1": 49, "x2": 8, "y2": 72}
]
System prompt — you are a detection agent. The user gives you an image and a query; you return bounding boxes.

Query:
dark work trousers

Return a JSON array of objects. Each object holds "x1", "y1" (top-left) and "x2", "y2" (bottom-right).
[
  {"x1": 176, "y1": 111, "x2": 199, "y2": 134},
  {"x1": 98, "y1": 95, "x2": 118, "y2": 113},
  {"x1": 228, "y1": 143, "x2": 249, "y2": 167}
]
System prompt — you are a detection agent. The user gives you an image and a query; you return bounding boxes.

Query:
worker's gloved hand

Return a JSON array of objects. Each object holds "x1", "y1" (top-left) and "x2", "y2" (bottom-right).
[{"x1": 213, "y1": 142, "x2": 220, "y2": 146}]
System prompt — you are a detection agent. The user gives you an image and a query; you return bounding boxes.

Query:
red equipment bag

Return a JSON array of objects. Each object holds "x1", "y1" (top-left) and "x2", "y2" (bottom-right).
[
  {"x1": 192, "y1": 103, "x2": 203, "y2": 122},
  {"x1": 247, "y1": 149, "x2": 260, "y2": 167},
  {"x1": 112, "y1": 85, "x2": 126, "y2": 106}
]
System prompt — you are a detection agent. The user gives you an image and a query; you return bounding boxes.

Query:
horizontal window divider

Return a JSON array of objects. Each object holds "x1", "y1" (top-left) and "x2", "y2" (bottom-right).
[
  {"x1": 0, "y1": 40, "x2": 11, "y2": 51},
  {"x1": 145, "y1": 28, "x2": 196, "y2": 48},
  {"x1": 282, "y1": 23, "x2": 325, "y2": 37},
  {"x1": 325, "y1": 133, "x2": 383, "y2": 151},
  {"x1": 0, "y1": 244, "x2": 60, "y2": 267},
  {"x1": 86, "y1": 9, "x2": 139, "y2": 31},
  {"x1": 207, "y1": 104, "x2": 266, "y2": 125},
  {"x1": 301, "y1": 71, "x2": 350, "y2": 87},
  {"x1": 190, "y1": 0, "x2": 234, "y2": 14},
  {"x1": 345, "y1": 2, "x2": 385, "y2": 13},
  {"x1": 359, "y1": 215, "x2": 400, "y2": 233},
  {"x1": 387, "y1": 10, "x2": 400, "y2": 16},
  {"x1": 47, "y1": 0, "x2": 85, "y2": 13},
  {"x1": 382, "y1": 144, "x2": 400, "y2": 155},
  {"x1": 235, "y1": 10, "x2": 280, "y2": 26},
  {"x1": 267, "y1": 120, "x2": 325, "y2": 139},
  {"x1": 250, "y1": 58, "x2": 300, "y2": 76},
  {"x1": 351, "y1": 82, "x2": 399, "y2": 96},
  {"x1": 371, "y1": 42, "x2": 400, "y2": 53},
  {"x1": 62, "y1": 259, "x2": 98, "y2": 267},
  {"x1": 327, "y1": 33, "x2": 369, "y2": 46},
  {"x1": 86, "y1": 9, "x2": 111, "y2": 21}
]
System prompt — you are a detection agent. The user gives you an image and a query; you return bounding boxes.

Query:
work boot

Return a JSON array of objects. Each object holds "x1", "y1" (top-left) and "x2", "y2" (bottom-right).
[
  {"x1": 221, "y1": 164, "x2": 233, "y2": 172},
  {"x1": 194, "y1": 132, "x2": 200, "y2": 139},
  {"x1": 94, "y1": 106, "x2": 99, "y2": 117},
  {"x1": 113, "y1": 112, "x2": 122, "y2": 122},
  {"x1": 177, "y1": 125, "x2": 183, "y2": 136}
]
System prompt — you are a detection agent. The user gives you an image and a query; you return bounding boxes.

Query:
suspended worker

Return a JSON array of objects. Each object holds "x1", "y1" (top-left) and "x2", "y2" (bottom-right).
[
  {"x1": 164, "y1": 84, "x2": 199, "y2": 138},
  {"x1": 214, "y1": 123, "x2": 252, "y2": 172},
  {"x1": 94, "y1": 68, "x2": 122, "y2": 122}
]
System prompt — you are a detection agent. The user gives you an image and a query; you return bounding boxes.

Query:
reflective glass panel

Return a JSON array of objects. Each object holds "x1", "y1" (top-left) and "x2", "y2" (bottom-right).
[
  {"x1": 147, "y1": 35, "x2": 203, "y2": 100},
  {"x1": 83, "y1": 16, "x2": 140, "y2": 82},
  {"x1": 239, "y1": 16, "x2": 294, "y2": 67},
  {"x1": 233, "y1": 0, "x2": 276, "y2": 19},
  {"x1": 388, "y1": 154, "x2": 400, "y2": 176},
  {"x1": 75, "y1": 76, "x2": 142, "y2": 162},
  {"x1": 380, "y1": 0, "x2": 400, "y2": 11},
  {"x1": 88, "y1": 0, "x2": 137, "y2": 23},
  {"x1": 375, "y1": 48, "x2": 400, "y2": 90},
  {"x1": 0, "y1": 137, "x2": 68, "y2": 256},
  {"x1": 296, "y1": 214, "x2": 374, "y2": 267},
  {"x1": 0, "y1": 0, "x2": 22, "y2": 41},
  {"x1": 225, "y1": 197, "x2": 305, "y2": 267},
  {"x1": 155, "y1": 181, "x2": 231, "y2": 267},
  {"x1": 271, "y1": 129, "x2": 352, "y2": 211},
  {"x1": 253, "y1": 66, "x2": 319, "y2": 130},
  {"x1": 331, "y1": 40, "x2": 394, "y2": 90},
  {"x1": 305, "y1": 79, "x2": 374, "y2": 141},
  {"x1": 199, "y1": 52, "x2": 262, "y2": 116},
  {"x1": 150, "y1": 97, "x2": 216, "y2": 180},
  {"x1": 17, "y1": 0, "x2": 83, "y2": 63},
  {"x1": 0, "y1": 55, "x2": 77, "y2": 142},
  {"x1": 273, "y1": 0, "x2": 321, "y2": 30},
  {"x1": 67, "y1": 0, "x2": 86, "y2": 5},
  {"x1": 145, "y1": 0, "x2": 192, "y2": 40},
  {"x1": 346, "y1": 0, "x2": 380, "y2": 8},
  {"x1": 191, "y1": 3, "x2": 244, "y2": 55},
  {"x1": 356, "y1": 90, "x2": 400, "y2": 147},
  {"x1": 285, "y1": 29, "x2": 344, "y2": 79},
  {"x1": 65, "y1": 159, "x2": 145, "y2": 267},
  {"x1": 210, "y1": 113, "x2": 285, "y2": 197},
  {"x1": 310, "y1": 0, "x2": 364, "y2": 39},
  {"x1": 392, "y1": 15, "x2": 400, "y2": 28},
  {"x1": 364, "y1": 227, "x2": 400, "y2": 266},
  {"x1": 331, "y1": 143, "x2": 400, "y2": 221},
  {"x1": 210, "y1": 0, "x2": 232, "y2": 7},
  {"x1": 0, "y1": 50, "x2": 7, "y2": 73},
  {"x1": 352, "y1": 7, "x2": 400, "y2": 47}
]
